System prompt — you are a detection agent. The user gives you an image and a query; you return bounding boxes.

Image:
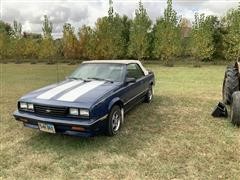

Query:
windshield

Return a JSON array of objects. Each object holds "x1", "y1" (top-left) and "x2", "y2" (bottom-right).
[{"x1": 69, "y1": 63, "x2": 125, "y2": 82}]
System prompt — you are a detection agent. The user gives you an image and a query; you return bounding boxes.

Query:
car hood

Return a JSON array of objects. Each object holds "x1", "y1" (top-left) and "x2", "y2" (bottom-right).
[{"x1": 20, "y1": 79, "x2": 121, "y2": 108}]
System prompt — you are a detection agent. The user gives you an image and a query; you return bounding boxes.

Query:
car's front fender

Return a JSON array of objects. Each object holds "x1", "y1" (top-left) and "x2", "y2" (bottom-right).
[{"x1": 108, "y1": 97, "x2": 124, "y2": 111}]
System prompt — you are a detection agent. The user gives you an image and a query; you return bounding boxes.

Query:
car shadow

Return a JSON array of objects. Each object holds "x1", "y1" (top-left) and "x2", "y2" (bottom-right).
[{"x1": 23, "y1": 95, "x2": 176, "y2": 156}]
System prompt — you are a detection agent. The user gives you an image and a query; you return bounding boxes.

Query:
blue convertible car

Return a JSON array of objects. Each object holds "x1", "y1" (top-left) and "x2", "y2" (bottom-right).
[{"x1": 13, "y1": 60, "x2": 155, "y2": 136}]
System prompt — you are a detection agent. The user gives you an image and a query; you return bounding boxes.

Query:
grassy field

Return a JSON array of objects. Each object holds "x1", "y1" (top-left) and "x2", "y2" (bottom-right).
[{"x1": 0, "y1": 63, "x2": 240, "y2": 179}]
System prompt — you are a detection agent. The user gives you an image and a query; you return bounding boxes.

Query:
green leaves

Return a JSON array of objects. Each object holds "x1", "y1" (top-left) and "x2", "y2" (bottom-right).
[
  {"x1": 39, "y1": 38, "x2": 56, "y2": 63},
  {"x1": 223, "y1": 8, "x2": 240, "y2": 60},
  {"x1": 38, "y1": 16, "x2": 56, "y2": 63},
  {"x1": 12, "y1": 20, "x2": 22, "y2": 39},
  {"x1": 189, "y1": 13, "x2": 215, "y2": 64},
  {"x1": 153, "y1": 0, "x2": 181, "y2": 66},
  {"x1": 87, "y1": 1, "x2": 131, "y2": 60},
  {"x1": 128, "y1": 0, "x2": 152, "y2": 60},
  {"x1": 62, "y1": 23, "x2": 79, "y2": 60},
  {"x1": 94, "y1": 15, "x2": 127, "y2": 59},
  {"x1": 0, "y1": 1, "x2": 239, "y2": 63},
  {"x1": 42, "y1": 15, "x2": 53, "y2": 39},
  {"x1": 78, "y1": 25, "x2": 96, "y2": 60}
]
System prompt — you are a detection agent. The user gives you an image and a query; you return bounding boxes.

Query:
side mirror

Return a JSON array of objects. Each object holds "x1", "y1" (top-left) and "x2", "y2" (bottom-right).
[{"x1": 125, "y1": 77, "x2": 136, "y2": 84}]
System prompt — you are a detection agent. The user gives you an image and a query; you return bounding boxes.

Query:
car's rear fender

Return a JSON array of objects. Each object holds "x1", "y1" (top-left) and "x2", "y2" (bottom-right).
[{"x1": 146, "y1": 73, "x2": 155, "y2": 86}]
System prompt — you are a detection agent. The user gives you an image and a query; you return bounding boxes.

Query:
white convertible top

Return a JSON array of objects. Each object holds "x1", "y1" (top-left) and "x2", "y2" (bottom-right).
[{"x1": 82, "y1": 60, "x2": 149, "y2": 75}]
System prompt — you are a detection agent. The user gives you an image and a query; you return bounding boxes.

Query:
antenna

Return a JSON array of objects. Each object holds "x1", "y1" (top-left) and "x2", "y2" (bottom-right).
[{"x1": 56, "y1": 58, "x2": 59, "y2": 83}]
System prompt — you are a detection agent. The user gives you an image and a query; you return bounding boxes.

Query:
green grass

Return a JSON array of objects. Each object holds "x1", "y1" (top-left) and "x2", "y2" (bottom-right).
[{"x1": 0, "y1": 63, "x2": 240, "y2": 179}]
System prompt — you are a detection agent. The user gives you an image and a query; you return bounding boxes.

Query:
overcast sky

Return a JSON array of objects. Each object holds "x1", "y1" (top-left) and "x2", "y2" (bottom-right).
[{"x1": 0, "y1": 0, "x2": 239, "y2": 38}]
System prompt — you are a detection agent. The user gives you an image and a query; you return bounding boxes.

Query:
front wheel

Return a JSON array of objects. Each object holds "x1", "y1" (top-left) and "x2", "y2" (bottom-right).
[
  {"x1": 230, "y1": 91, "x2": 240, "y2": 127},
  {"x1": 145, "y1": 85, "x2": 153, "y2": 103},
  {"x1": 105, "y1": 105, "x2": 122, "y2": 136}
]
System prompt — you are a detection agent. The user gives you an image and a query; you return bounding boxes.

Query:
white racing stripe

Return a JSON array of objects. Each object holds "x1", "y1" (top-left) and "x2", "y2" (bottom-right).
[
  {"x1": 58, "y1": 81, "x2": 105, "y2": 102},
  {"x1": 37, "y1": 81, "x2": 83, "y2": 100}
]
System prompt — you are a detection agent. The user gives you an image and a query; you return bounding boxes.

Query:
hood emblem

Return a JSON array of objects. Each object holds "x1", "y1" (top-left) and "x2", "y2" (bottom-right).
[{"x1": 46, "y1": 109, "x2": 51, "y2": 113}]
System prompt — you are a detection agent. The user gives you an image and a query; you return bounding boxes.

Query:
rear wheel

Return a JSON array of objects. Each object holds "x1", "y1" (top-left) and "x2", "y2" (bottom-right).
[
  {"x1": 105, "y1": 105, "x2": 122, "y2": 136},
  {"x1": 222, "y1": 66, "x2": 239, "y2": 105},
  {"x1": 230, "y1": 91, "x2": 240, "y2": 127}
]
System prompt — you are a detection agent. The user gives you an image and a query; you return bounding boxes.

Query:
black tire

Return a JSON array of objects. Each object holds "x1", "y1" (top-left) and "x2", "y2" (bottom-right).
[
  {"x1": 230, "y1": 91, "x2": 240, "y2": 127},
  {"x1": 145, "y1": 85, "x2": 153, "y2": 103},
  {"x1": 222, "y1": 66, "x2": 239, "y2": 105},
  {"x1": 105, "y1": 105, "x2": 122, "y2": 136}
]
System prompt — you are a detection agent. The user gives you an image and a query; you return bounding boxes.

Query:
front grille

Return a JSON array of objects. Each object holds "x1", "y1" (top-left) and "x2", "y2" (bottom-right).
[{"x1": 34, "y1": 104, "x2": 68, "y2": 117}]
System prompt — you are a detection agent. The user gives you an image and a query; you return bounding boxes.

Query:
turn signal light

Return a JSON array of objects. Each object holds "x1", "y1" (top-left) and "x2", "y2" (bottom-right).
[
  {"x1": 19, "y1": 118, "x2": 28, "y2": 123},
  {"x1": 71, "y1": 126, "x2": 85, "y2": 131}
]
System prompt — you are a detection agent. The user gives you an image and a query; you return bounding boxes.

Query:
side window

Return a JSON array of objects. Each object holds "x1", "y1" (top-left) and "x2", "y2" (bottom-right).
[{"x1": 127, "y1": 64, "x2": 145, "y2": 79}]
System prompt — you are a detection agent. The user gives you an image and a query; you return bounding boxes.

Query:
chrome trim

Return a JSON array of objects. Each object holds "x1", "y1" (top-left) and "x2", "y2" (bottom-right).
[
  {"x1": 13, "y1": 110, "x2": 108, "y2": 126},
  {"x1": 97, "y1": 114, "x2": 108, "y2": 121},
  {"x1": 124, "y1": 89, "x2": 148, "y2": 105}
]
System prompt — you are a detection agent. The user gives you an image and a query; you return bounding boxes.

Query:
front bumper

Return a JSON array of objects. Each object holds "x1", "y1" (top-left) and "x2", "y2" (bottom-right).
[{"x1": 13, "y1": 110, "x2": 107, "y2": 137}]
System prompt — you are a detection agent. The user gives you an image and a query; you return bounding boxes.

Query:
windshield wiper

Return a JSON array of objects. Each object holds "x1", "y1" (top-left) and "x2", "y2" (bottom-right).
[
  {"x1": 87, "y1": 77, "x2": 113, "y2": 83},
  {"x1": 68, "y1": 77, "x2": 79, "y2": 80},
  {"x1": 68, "y1": 77, "x2": 89, "y2": 82}
]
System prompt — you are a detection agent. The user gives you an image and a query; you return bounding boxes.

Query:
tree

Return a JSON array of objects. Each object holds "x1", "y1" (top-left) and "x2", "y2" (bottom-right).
[
  {"x1": 42, "y1": 15, "x2": 53, "y2": 39},
  {"x1": 179, "y1": 18, "x2": 192, "y2": 56},
  {"x1": 38, "y1": 38, "x2": 56, "y2": 63},
  {"x1": 179, "y1": 18, "x2": 191, "y2": 38},
  {"x1": 62, "y1": 23, "x2": 79, "y2": 62},
  {"x1": 108, "y1": 0, "x2": 114, "y2": 18},
  {"x1": 54, "y1": 39, "x2": 63, "y2": 60},
  {"x1": 12, "y1": 20, "x2": 22, "y2": 39},
  {"x1": 10, "y1": 38, "x2": 26, "y2": 63},
  {"x1": 0, "y1": 20, "x2": 13, "y2": 63},
  {"x1": 206, "y1": 16, "x2": 224, "y2": 59},
  {"x1": 223, "y1": 7, "x2": 240, "y2": 60},
  {"x1": 0, "y1": 21, "x2": 13, "y2": 36},
  {"x1": 128, "y1": 0, "x2": 152, "y2": 60},
  {"x1": 94, "y1": 0, "x2": 127, "y2": 59},
  {"x1": 78, "y1": 25, "x2": 96, "y2": 59},
  {"x1": 0, "y1": 32, "x2": 9, "y2": 63},
  {"x1": 9, "y1": 20, "x2": 24, "y2": 63},
  {"x1": 95, "y1": 16, "x2": 126, "y2": 59},
  {"x1": 23, "y1": 32, "x2": 42, "y2": 39},
  {"x1": 24, "y1": 37, "x2": 39, "y2": 63},
  {"x1": 121, "y1": 15, "x2": 131, "y2": 56},
  {"x1": 153, "y1": 0, "x2": 181, "y2": 66},
  {"x1": 189, "y1": 13, "x2": 214, "y2": 67},
  {"x1": 39, "y1": 15, "x2": 56, "y2": 63}
]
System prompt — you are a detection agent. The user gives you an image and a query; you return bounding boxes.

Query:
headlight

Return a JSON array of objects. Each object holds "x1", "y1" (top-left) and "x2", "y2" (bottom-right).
[
  {"x1": 20, "y1": 102, "x2": 27, "y2": 109},
  {"x1": 28, "y1": 103, "x2": 34, "y2": 110},
  {"x1": 79, "y1": 109, "x2": 89, "y2": 117},
  {"x1": 69, "y1": 108, "x2": 89, "y2": 117},
  {"x1": 19, "y1": 102, "x2": 34, "y2": 111},
  {"x1": 69, "y1": 108, "x2": 79, "y2": 116}
]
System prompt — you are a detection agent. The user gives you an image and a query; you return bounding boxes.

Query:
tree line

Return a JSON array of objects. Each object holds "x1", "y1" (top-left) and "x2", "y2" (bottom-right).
[{"x1": 0, "y1": 0, "x2": 239, "y2": 66}]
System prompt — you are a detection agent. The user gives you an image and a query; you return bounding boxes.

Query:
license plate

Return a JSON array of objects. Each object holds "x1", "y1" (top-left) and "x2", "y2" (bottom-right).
[{"x1": 38, "y1": 122, "x2": 56, "y2": 133}]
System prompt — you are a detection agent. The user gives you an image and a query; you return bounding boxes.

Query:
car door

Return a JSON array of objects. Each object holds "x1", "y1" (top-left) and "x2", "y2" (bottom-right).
[{"x1": 123, "y1": 63, "x2": 146, "y2": 110}]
